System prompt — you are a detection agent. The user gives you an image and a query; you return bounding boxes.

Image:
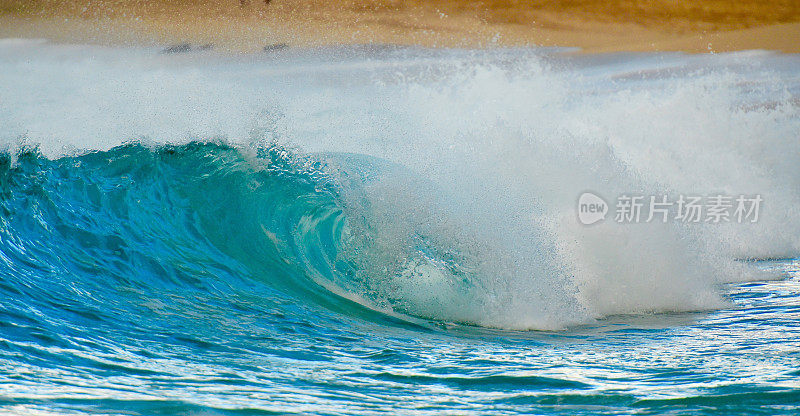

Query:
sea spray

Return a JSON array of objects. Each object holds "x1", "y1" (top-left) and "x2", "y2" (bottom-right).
[{"x1": 1, "y1": 41, "x2": 798, "y2": 329}]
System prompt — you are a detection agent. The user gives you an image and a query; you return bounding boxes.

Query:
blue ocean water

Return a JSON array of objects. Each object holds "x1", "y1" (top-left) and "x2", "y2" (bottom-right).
[{"x1": 0, "y1": 40, "x2": 799, "y2": 415}]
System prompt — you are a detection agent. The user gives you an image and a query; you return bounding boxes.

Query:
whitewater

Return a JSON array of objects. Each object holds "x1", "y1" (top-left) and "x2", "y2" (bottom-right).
[{"x1": 0, "y1": 39, "x2": 799, "y2": 415}]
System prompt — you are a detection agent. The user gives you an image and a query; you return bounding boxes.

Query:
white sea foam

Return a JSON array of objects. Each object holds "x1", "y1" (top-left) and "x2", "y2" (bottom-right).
[{"x1": 1, "y1": 41, "x2": 798, "y2": 329}]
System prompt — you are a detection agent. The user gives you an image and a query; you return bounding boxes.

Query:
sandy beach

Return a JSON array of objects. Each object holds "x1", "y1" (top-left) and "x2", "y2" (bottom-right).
[{"x1": 1, "y1": 1, "x2": 799, "y2": 53}]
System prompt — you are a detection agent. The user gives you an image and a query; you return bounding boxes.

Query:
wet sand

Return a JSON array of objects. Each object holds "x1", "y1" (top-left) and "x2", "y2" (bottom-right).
[{"x1": 1, "y1": 1, "x2": 799, "y2": 53}]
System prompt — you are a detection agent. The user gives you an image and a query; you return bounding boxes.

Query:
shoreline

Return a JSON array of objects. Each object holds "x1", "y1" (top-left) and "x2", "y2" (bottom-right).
[{"x1": 1, "y1": 1, "x2": 799, "y2": 53}]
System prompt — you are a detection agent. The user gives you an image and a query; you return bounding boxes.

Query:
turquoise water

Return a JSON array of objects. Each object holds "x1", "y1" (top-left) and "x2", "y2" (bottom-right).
[{"x1": 0, "y1": 41, "x2": 799, "y2": 415}]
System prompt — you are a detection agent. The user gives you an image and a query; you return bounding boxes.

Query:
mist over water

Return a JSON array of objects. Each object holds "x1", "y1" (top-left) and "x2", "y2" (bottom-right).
[{"x1": 0, "y1": 39, "x2": 799, "y2": 415}]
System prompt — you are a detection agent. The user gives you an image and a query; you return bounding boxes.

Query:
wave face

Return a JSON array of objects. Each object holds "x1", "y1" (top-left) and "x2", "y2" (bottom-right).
[
  {"x1": 0, "y1": 40, "x2": 799, "y2": 415},
  {"x1": 0, "y1": 141, "x2": 584, "y2": 331}
]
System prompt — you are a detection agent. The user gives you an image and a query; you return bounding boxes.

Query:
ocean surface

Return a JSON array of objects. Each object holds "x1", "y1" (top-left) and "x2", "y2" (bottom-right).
[{"x1": 0, "y1": 39, "x2": 799, "y2": 415}]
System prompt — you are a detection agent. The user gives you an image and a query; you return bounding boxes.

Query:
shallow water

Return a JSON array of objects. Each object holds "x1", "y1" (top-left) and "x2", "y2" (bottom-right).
[{"x1": 0, "y1": 40, "x2": 799, "y2": 415}]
